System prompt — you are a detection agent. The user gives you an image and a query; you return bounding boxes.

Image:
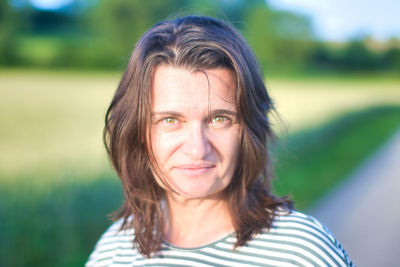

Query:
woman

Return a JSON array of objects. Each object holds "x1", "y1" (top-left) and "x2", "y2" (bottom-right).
[{"x1": 87, "y1": 15, "x2": 353, "y2": 266}]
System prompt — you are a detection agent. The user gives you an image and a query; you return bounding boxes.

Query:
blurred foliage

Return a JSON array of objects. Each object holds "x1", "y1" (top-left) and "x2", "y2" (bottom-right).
[
  {"x1": 0, "y1": 0, "x2": 20, "y2": 65},
  {"x1": 311, "y1": 39, "x2": 400, "y2": 72},
  {"x1": 0, "y1": 172, "x2": 123, "y2": 267},
  {"x1": 0, "y1": 0, "x2": 399, "y2": 72},
  {"x1": 244, "y1": 3, "x2": 314, "y2": 72},
  {"x1": 85, "y1": 0, "x2": 193, "y2": 68}
]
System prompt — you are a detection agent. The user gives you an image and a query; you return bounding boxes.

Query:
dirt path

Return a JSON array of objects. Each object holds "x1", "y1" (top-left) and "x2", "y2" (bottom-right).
[{"x1": 309, "y1": 129, "x2": 400, "y2": 267}]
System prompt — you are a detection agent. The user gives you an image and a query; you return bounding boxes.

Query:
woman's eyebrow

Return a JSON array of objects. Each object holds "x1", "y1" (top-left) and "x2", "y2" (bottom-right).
[
  {"x1": 152, "y1": 111, "x2": 183, "y2": 117},
  {"x1": 209, "y1": 109, "x2": 238, "y2": 117}
]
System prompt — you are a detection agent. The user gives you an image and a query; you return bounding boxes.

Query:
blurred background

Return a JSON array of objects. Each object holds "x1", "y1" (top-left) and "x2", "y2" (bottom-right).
[{"x1": 0, "y1": 0, "x2": 399, "y2": 266}]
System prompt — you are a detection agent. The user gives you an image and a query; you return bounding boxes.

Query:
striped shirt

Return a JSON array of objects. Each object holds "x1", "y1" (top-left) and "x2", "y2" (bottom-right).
[{"x1": 86, "y1": 210, "x2": 354, "y2": 266}]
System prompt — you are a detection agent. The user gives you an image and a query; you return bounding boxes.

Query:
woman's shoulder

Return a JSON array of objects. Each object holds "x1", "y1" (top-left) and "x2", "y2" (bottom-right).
[
  {"x1": 250, "y1": 209, "x2": 354, "y2": 266},
  {"x1": 85, "y1": 218, "x2": 136, "y2": 267},
  {"x1": 272, "y1": 208, "x2": 335, "y2": 234},
  {"x1": 270, "y1": 209, "x2": 340, "y2": 243}
]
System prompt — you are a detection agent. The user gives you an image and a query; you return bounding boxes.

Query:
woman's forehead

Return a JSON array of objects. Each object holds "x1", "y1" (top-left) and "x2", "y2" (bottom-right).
[{"x1": 151, "y1": 65, "x2": 237, "y2": 112}]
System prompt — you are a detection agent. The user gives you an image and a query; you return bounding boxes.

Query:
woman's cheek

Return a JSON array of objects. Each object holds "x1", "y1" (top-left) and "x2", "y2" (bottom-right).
[{"x1": 155, "y1": 130, "x2": 184, "y2": 162}]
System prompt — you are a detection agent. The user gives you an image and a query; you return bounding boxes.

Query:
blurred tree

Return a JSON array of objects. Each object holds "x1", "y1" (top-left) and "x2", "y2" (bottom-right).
[
  {"x1": 384, "y1": 47, "x2": 400, "y2": 72},
  {"x1": 310, "y1": 37, "x2": 400, "y2": 72},
  {"x1": 1, "y1": 0, "x2": 398, "y2": 72},
  {"x1": 0, "y1": 0, "x2": 21, "y2": 64},
  {"x1": 340, "y1": 40, "x2": 378, "y2": 70},
  {"x1": 86, "y1": 0, "x2": 192, "y2": 68},
  {"x1": 243, "y1": 3, "x2": 314, "y2": 73},
  {"x1": 189, "y1": 0, "x2": 264, "y2": 25},
  {"x1": 84, "y1": 0, "x2": 267, "y2": 69},
  {"x1": 383, "y1": 38, "x2": 400, "y2": 72}
]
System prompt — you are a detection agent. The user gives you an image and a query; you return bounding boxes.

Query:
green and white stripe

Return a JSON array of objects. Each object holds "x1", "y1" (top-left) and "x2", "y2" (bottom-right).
[{"x1": 86, "y1": 210, "x2": 354, "y2": 266}]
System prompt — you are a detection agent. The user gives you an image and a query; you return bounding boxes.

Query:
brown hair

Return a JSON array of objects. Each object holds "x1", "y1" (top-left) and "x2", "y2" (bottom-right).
[{"x1": 104, "y1": 15, "x2": 291, "y2": 257}]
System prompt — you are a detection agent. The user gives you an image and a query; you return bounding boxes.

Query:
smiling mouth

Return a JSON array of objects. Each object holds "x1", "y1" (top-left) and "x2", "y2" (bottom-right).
[{"x1": 174, "y1": 164, "x2": 215, "y2": 175}]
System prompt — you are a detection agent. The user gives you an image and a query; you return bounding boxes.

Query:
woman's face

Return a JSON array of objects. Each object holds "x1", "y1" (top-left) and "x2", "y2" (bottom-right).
[{"x1": 150, "y1": 65, "x2": 240, "y2": 200}]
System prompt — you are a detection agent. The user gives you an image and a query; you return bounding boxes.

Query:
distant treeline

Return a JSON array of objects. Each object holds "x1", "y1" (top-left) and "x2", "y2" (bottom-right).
[{"x1": 1, "y1": 0, "x2": 399, "y2": 73}]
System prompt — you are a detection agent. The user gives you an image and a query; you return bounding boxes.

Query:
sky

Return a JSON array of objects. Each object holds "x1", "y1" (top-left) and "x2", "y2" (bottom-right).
[
  {"x1": 28, "y1": 0, "x2": 74, "y2": 10},
  {"x1": 268, "y1": 0, "x2": 400, "y2": 41},
  {"x1": 28, "y1": 0, "x2": 400, "y2": 42}
]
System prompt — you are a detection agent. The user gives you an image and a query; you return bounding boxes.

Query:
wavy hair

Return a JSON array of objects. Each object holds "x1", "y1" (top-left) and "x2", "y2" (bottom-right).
[{"x1": 104, "y1": 15, "x2": 291, "y2": 257}]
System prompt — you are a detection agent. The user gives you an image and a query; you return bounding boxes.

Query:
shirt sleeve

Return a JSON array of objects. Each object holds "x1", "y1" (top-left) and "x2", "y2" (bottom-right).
[
  {"x1": 85, "y1": 219, "x2": 128, "y2": 267},
  {"x1": 289, "y1": 210, "x2": 355, "y2": 266}
]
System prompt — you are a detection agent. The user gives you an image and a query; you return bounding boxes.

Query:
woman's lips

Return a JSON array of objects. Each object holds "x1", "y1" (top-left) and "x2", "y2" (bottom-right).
[{"x1": 173, "y1": 163, "x2": 215, "y2": 175}]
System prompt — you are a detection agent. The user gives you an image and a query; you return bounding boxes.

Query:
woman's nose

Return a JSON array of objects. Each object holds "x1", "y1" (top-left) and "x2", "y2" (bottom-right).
[{"x1": 182, "y1": 122, "x2": 211, "y2": 159}]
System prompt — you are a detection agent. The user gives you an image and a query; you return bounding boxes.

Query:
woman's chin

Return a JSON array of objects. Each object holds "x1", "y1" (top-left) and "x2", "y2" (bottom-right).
[{"x1": 168, "y1": 183, "x2": 223, "y2": 201}]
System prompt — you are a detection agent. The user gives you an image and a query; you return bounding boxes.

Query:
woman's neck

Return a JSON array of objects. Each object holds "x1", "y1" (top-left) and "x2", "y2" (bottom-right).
[{"x1": 163, "y1": 194, "x2": 234, "y2": 248}]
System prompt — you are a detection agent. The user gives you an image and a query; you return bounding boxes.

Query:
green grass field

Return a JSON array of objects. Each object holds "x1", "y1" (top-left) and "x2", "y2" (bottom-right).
[
  {"x1": 0, "y1": 69, "x2": 120, "y2": 182},
  {"x1": 272, "y1": 106, "x2": 400, "y2": 209},
  {"x1": 0, "y1": 69, "x2": 399, "y2": 266}
]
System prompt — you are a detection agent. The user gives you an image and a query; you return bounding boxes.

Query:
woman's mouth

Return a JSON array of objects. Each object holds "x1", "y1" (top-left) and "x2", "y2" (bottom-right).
[{"x1": 173, "y1": 163, "x2": 215, "y2": 176}]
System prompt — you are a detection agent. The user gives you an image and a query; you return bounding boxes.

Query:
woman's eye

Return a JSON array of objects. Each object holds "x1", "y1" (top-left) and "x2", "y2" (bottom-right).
[
  {"x1": 154, "y1": 117, "x2": 180, "y2": 130},
  {"x1": 162, "y1": 118, "x2": 178, "y2": 125},
  {"x1": 163, "y1": 117, "x2": 177, "y2": 124},
  {"x1": 212, "y1": 116, "x2": 226, "y2": 123},
  {"x1": 159, "y1": 117, "x2": 181, "y2": 129},
  {"x1": 211, "y1": 116, "x2": 231, "y2": 127}
]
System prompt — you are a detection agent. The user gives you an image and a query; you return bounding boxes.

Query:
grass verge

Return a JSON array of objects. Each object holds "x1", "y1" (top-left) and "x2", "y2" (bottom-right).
[
  {"x1": 0, "y1": 172, "x2": 123, "y2": 267},
  {"x1": 273, "y1": 105, "x2": 400, "y2": 210}
]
